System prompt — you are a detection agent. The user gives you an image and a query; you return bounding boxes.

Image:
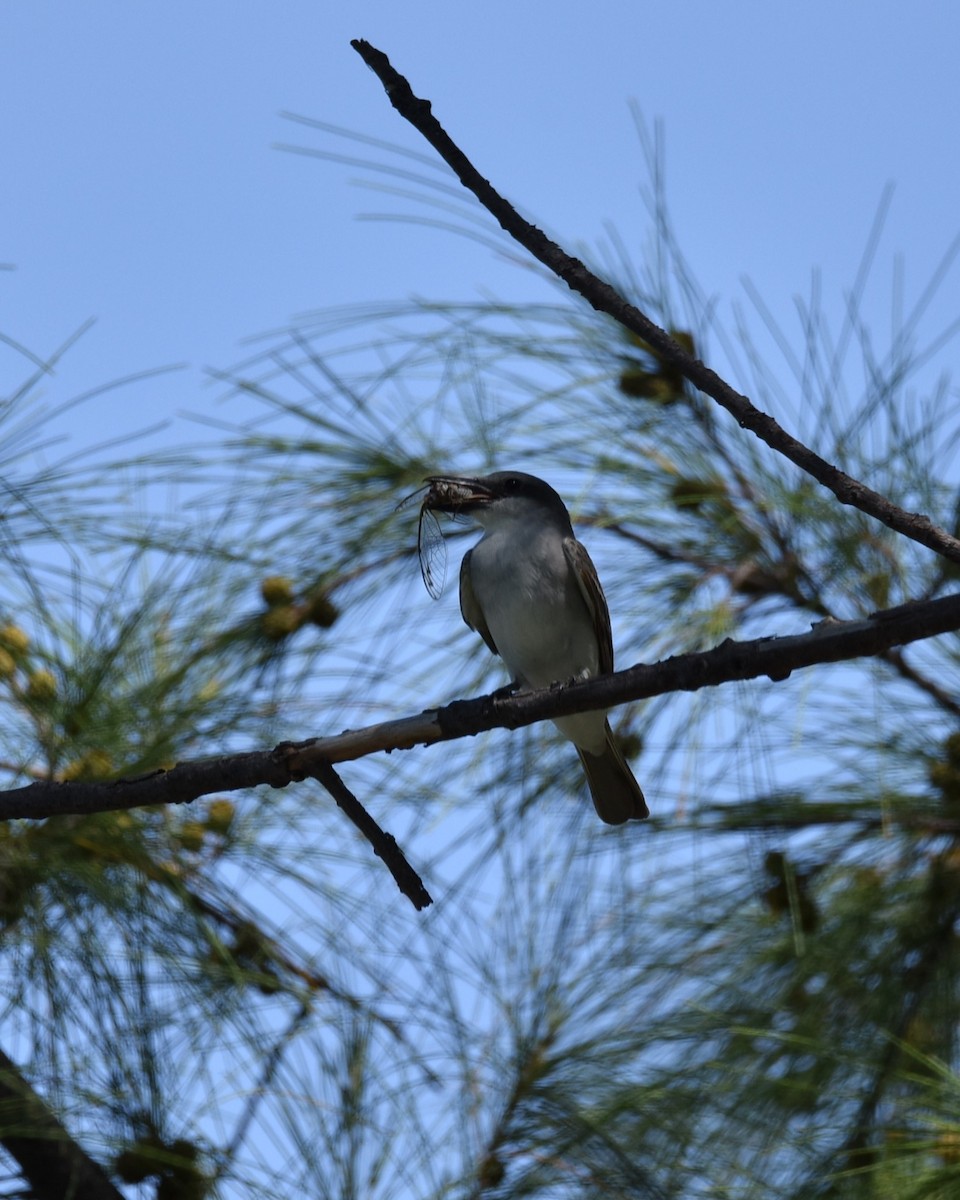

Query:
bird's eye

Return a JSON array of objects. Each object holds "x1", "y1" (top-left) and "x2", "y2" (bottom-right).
[{"x1": 504, "y1": 476, "x2": 519, "y2": 491}]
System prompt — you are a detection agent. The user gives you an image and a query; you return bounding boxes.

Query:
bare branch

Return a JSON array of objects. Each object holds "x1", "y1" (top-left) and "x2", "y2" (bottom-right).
[
  {"x1": 350, "y1": 38, "x2": 960, "y2": 567},
  {"x1": 2, "y1": 592, "x2": 958, "y2": 824},
  {"x1": 880, "y1": 646, "x2": 960, "y2": 719},
  {"x1": 311, "y1": 762, "x2": 433, "y2": 910},
  {"x1": 0, "y1": 1046, "x2": 125, "y2": 1200}
]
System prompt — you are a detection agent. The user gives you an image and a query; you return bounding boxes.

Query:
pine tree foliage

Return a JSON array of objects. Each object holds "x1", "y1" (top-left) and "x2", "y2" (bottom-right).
[{"x1": 2, "y1": 128, "x2": 960, "y2": 1198}]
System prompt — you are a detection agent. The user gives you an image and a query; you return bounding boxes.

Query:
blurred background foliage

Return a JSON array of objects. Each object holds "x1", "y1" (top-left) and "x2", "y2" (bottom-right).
[{"x1": 2, "y1": 127, "x2": 960, "y2": 1198}]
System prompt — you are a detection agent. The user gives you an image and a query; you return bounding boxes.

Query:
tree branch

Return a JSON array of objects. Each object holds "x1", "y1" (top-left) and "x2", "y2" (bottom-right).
[
  {"x1": 2, "y1": 592, "x2": 958, "y2": 823},
  {"x1": 350, "y1": 38, "x2": 960, "y2": 567},
  {"x1": 880, "y1": 646, "x2": 960, "y2": 719},
  {"x1": 310, "y1": 762, "x2": 432, "y2": 910},
  {"x1": 0, "y1": 1046, "x2": 125, "y2": 1200},
  {"x1": 796, "y1": 873, "x2": 960, "y2": 1195}
]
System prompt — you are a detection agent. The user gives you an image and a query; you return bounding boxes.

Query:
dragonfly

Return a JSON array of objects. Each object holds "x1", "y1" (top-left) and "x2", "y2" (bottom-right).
[
  {"x1": 396, "y1": 485, "x2": 448, "y2": 600},
  {"x1": 396, "y1": 478, "x2": 474, "y2": 600}
]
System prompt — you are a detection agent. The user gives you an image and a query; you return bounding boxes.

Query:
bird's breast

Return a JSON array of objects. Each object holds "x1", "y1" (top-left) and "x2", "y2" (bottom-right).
[{"x1": 468, "y1": 530, "x2": 600, "y2": 688}]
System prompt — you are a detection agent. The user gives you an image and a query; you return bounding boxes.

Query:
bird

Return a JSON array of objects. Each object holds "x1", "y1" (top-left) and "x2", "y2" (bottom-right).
[{"x1": 424, "y1": 470, "x2": 647, "y2": 824}]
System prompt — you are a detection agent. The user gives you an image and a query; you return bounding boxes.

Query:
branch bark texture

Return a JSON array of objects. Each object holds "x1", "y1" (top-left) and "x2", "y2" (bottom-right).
[
  {"x1": 0, "y1": 1047, "x2": 124, "y2": 1200},
  {"x1": 350, "y1": 38, "x2": 960, "y2": 567},
  {"x1": 3, "y1": 593, "x2": 958, "y2": 822}
]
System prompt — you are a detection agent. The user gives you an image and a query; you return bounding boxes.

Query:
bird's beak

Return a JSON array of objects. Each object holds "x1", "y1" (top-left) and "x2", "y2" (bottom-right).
[{"x1": 422, "y1": 475, "x2": 496, "y2": 514}]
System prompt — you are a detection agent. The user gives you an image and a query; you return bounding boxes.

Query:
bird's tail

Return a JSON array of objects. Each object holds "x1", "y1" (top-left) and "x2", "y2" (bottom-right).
[{"x1": 576, "y1": 721, "x2": 649, "y2": 825}]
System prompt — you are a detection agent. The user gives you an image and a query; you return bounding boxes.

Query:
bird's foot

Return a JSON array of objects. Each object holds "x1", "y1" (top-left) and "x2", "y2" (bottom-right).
[{"x1": 491, "y1": 679, "x2": 525, "y2": 700}]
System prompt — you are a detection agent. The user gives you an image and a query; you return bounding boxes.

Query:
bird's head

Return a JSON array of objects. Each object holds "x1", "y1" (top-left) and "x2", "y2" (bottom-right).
[{"x1": 423, "y1": 471, "x2": 572, "y2": 532}]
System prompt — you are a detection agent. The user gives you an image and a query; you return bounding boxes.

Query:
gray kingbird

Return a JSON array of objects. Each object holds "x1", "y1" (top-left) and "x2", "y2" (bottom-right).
[{"x1": 425, "y1": 470, "x2": 648, "y2": 825}]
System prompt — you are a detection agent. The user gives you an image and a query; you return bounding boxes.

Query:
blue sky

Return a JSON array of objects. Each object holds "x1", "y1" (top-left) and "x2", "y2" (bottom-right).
[
  {"x1": 3, "y1": 2, "x2": 959, "y2": 447},
  {"x1": 4, "y1": 9, "x2": 960, "y2": 1190}
]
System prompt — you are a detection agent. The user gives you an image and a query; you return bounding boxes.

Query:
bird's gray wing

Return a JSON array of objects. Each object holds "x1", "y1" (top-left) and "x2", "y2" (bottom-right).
[
  {"x1": 459, "y1": 548, "x2": 499, "y2": 657},
  {"x1": 563, "y1": 536, "x2": 614, "y2": 674}
]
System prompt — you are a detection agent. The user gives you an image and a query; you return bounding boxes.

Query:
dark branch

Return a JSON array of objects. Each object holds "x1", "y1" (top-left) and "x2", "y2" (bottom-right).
[
  {"x1": 0, "y1": 1046, "x2": 125, "y2": 1200},
  {"x1": 0, "y1": 750, "x2": 295, "y2": 822},
  {"x1": 350, "y1": 38, "x2": 960, "y2": 567},
  {"x1": 311, "y1": 762, "x2": 433, "y2": 910},
  {"x1": 881, "y1": 646, "x2": 960, "y2": 719},
  {"x1": 427, "y1": 593, "x2": 960, "y2": 741},
  {"x1": 1, "y1": 591, "x2": 959, "y2": 824},
  {"x1": 796, "y1": 876, "x2": 960, "y2": 1194},
  {"x1": 216, "y1": 1003, "x2": 311, "y2": 1185}
]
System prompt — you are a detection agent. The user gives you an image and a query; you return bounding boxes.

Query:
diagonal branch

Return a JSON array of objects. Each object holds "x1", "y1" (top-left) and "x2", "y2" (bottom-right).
[
  {"x1": 215, "y1": 1003, "x2": 311, "y2": 1187},
  {"x1": 880, "y1": 645, "x2": 960, "y2": 719},
  {"x1": 350, "y1": 38, "x2": 960, "y2": 567},
  {"x1": 310, "y1": 762, "x2": 432, "y2": 909},
  {"x1": 1, "y1": 591, "x2": 959, "y2": 824},
  {"x1": 0, "y1": 1046, "x2": 125, "y2": 1200},
  {"x1": 791, "y1": 876, "x2": 960, "y2": 1196}
]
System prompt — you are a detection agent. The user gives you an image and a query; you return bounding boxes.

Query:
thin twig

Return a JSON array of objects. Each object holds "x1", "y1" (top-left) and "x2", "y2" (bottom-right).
[
  {"x1": 350, "y1": 39, "x2": 960, "y2": 567},
  {"x1": 217, "y1": 1003, "x2": 312, "y2": 1183},
  {"x1": 798, "y1": 884, "x2": 960, "y2": 1193},
  {"x1": 311, "y1": 761, "x2": 433, "y2": 910},
  {"x1": 881, "y1": 646, "x2": 960, "y2": 719}
]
